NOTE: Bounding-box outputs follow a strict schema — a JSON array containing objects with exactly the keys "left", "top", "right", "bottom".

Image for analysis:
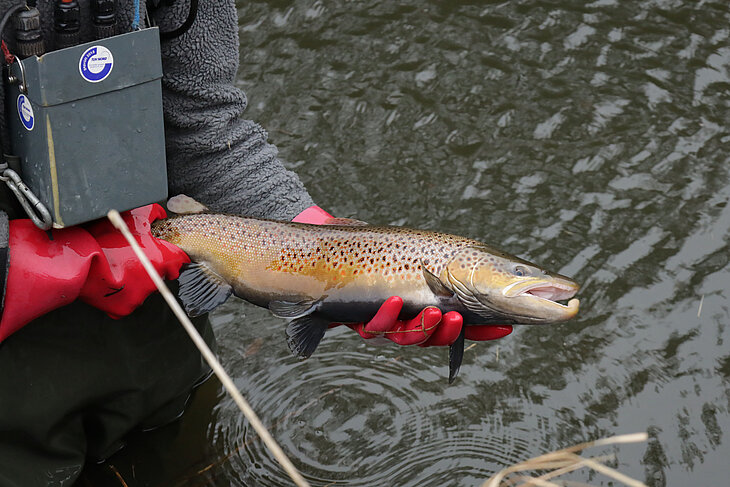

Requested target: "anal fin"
[
  {"left": 286, "top": 315, "right": 330, "bottom": 359},
  {"left": 177, "top": 262, "right": 233, "bottom": 317},
  {"left": 448, "top": 325, "right": 466, "bottom": 384}
]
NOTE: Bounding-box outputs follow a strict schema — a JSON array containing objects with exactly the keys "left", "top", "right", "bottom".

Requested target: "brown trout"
[{"left": 152, "top": 196, "right": 580, "bottom": 382}]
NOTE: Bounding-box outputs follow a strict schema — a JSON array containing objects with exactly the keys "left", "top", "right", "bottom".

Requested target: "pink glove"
[
  {"left": 292, "top": 206, "right": 514, "bottom": 346},
  {"left": 0, "top": 205, "right": 189, "bottom": 343}
]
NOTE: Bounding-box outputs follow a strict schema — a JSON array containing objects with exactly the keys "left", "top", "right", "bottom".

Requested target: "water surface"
[{"left": 86, "top": 1, "right": 730, "bottom": 485}]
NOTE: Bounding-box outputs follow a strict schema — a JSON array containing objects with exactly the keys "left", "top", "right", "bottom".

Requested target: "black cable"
[
  {"left": 159, "top": 0, "right": 197, "bottom": 40},
  {"left": 0, "top": 3, "right": 27, "bottom": 48}
]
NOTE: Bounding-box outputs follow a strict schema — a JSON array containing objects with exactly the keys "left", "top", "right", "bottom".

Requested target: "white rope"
[{"left": 107, "top": 210, "right": 310, "bottom": 487}]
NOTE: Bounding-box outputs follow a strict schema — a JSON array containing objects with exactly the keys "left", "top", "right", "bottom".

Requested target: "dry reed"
[{"left": 482, "top": 432, "right": 648, "bottom": 487}]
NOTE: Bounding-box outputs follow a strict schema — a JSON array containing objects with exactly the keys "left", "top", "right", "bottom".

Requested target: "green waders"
[{"left": 0, "top": 294, "right": 213, "bottom": 486}]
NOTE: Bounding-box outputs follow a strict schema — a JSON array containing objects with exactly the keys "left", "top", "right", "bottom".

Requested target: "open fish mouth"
[{"left": 502, "top": 279, "right": 580, "bottom": 314}]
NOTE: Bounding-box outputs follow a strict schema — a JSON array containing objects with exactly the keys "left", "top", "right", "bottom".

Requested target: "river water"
[{"left": 85, "top": 1, "right": 730, "bottom": 486}]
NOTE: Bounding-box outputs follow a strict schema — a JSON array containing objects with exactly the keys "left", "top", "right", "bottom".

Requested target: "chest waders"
[{"left": 0, "top": 2, "right": 212, "bottom": 485}]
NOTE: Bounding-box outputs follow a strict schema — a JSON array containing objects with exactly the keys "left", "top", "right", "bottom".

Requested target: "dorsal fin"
[{"left": 167, "top": 194, "right": 210, "bottom": 215}]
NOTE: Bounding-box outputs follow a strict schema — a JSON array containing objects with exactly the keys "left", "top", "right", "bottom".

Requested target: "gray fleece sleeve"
[{"left": 151, "top": 0, "right": 315, "bottom": 220}]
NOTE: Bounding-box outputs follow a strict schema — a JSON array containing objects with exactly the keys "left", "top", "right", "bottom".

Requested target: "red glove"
[
  {"left": 292, "top": 206, "right": 514, "bottom": 346},
  {"left": 291, "top": 205, "right": 335, "bottom": 225},
  {"left": 348, "top": 296, "right": 512, "bottom": 346},
  {"left": 0, "top": 204, "right": 189, "bottom": 343}
]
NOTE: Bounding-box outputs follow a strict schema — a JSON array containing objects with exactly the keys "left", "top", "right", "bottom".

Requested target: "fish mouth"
[{"left": 501, "top": 279, "right": 580, "bottom": 319}]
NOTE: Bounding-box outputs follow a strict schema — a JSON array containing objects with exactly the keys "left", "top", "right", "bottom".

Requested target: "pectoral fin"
[
  {"left": 422, "top": 262, "right": 454, "bottom": 298},
  {"left": 448, "top": 325, "right": 466, "bottom": 384},
  {"left": 286, "top": 315, "right": 330, "bottom": 359},
  {"left": 177, "top": 262, "right": 233, "bottom": 317}
]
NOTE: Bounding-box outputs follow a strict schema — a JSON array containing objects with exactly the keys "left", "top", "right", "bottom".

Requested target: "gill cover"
[{"left": 442, "top": 247, "right": 506, "bottom": 321}]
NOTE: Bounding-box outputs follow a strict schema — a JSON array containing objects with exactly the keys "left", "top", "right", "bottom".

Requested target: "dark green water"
[{"left": 86, "top": 1, "right": 730, "bottom": 485}]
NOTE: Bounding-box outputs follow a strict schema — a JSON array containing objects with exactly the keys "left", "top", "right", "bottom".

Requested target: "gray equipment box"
[{"left": 6, "top": 27, "right": 167, "bottom": 228}]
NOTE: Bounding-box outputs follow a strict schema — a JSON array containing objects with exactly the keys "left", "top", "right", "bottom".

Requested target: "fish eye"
[{"left": 513, "top": 265, "right": 529, "bottom": 277}]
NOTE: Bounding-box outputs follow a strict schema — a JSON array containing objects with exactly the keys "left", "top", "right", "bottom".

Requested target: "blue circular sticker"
[
  {"left": 79, "top": 45, "right": 114, "bottom": 83},
  {"left": 17, "top": 95, "right": 34, "bottom": 131}
]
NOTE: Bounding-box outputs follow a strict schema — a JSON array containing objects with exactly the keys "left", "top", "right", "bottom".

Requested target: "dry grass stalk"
[
  {"left": 482, "top": 432, "right": 648, "bottom": 487},
  {"left": 521, "top": 454, "right": 615, "bottom": 485},
  {"left": 108, "top": 210, "right": 311, "bottom": 487}
]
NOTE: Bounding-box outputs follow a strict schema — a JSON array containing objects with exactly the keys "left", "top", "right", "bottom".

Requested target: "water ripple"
[
  {"left": 206, "top": 339, "right": 546, "bottom": 486},
  {"left": 87, "top": 2, "right": 730, "bottom": 485}
]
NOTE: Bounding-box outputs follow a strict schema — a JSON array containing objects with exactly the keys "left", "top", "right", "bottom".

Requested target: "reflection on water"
[{"left": 87, "top": 1, "right": 730, "bottom": 486}]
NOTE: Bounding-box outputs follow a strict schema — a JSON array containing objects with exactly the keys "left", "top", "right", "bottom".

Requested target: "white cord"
[{"left": 107, "top": 210, "right": 310, "bottom": 487}]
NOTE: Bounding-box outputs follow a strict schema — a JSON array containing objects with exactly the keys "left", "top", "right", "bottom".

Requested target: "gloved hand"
[
  {"left": 0, "top": 205, "right": 189, "bottom": 342},
  {"left": 291, "top": 205, "right": 341, "bottom": 225},
  {"left": 292, "top": 206, "right": 514, "bottom": 346},
  {"left": 348, "top": 296, "right": 513, "bottom": 346}
]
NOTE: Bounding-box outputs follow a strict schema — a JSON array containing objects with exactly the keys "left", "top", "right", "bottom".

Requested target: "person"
[{"left": 0, "top": 0, "right": 513, "bottom": 485}]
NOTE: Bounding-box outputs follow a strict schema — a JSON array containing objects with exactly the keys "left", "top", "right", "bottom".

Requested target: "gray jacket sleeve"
[{"left": 151, "top": 0, "right": 315, "bottom": 220}]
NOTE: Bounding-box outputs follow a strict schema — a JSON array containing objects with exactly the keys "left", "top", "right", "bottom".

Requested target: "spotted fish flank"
[
  {"left": 153, "top": 216, "right": 481, "bottom": 311},
  {"left": 152, "top": 199, "right": 580, "bottom": 382}
]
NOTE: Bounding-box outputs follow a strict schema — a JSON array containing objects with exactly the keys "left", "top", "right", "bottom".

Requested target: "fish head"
[{"left": 443, "top": 246, "right": 580, "bottom": 324}]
